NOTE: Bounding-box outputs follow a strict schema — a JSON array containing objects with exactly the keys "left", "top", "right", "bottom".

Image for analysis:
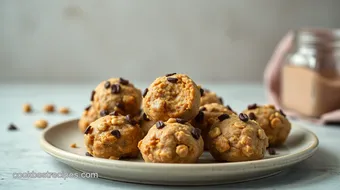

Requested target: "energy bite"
[
  {"left": 84, "top": 113, "right": 142, "bottom": 160},
  {"left": 207, "top": 113, "right": 268, "bottom": 162},
  {"left": 242, "top": 104, "right": 291, "bottom": 146},
  {"left": 191, "top": 103, "right": 236, "bottom": 150},
  {"left": 143, "top": 73, "right": 201, "bottom": 121},
  {"left": 78, "top": 105, "right": 98, "bottom": 132},
  {"left": 92, "top": 78, "right": 142, "bottom": 117},
  {"left": 138, "top": 118, "right": 204, "bottom": 163},
  {"left": 200, "top": 89, "right": 223, "bottom": 106}
]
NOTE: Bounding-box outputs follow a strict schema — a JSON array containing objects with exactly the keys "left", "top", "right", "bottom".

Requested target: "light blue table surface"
[{"left": 1, "top": 82, "right": 339, "bottom": 190}]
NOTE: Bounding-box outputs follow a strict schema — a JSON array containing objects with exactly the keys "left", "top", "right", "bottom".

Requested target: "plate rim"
[{"left": 40, "top": 119, "right": 319, "bottom": 170}]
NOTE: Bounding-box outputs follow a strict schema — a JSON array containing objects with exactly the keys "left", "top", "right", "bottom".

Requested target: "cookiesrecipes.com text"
[{"left": 12, "top": 171, "right": 98, "bottom": 180}]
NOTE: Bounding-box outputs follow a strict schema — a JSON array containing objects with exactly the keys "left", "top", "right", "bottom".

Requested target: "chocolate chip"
[
  {"left": 111, "top": 84, "right": 121, "bottom": 94},
  {"left": 249, "top": 112, "right": 256, "bottom": 120},
  {"left": 100, "top": 110, "right": 109, "bottom": 117},
  {"left": 176, "top": 118, "right": 187, "bottom": 124},
  {"left": 84, "top": 126, "right": 91, "bottom": 134},
  {"left": 167, "top": 77, "right": 178, "bottom": 83},
  {"left": 119, "top": 77, "right": 129, "bottom": 85},
  {"left": 200, "top": 88, "right": 204, "bottom": 96},
  {"left": 191, "top": 128, "right": 201, "bottom": 140},
  {"left": 8, "top": 123, "right": 18, "bottom": 131},
  {"left": 104, "top": 81, "right": 111, "bottom": 89},
  {"left": 195, "top": 111, "right": 204, "bottom": 123},
  {"left": 143, "top": 113, "right": 150, "bottom": 121},
  {"left": 239, "top": 113, "right": 249, "bottom": 122},
  {"left": 126, "top": 115, "right": 137, "bottom": 125},
  {"left": 219, "top": 97, "right": 224, "bottom": 104},
  {"left": 90, "top": 90, "right": 95, "bottom": 101},
  {"left": 218, "top": 114, "right": 229, "bottom": 121},
  {"left": 248, "top": 103, "right": 257, "bottom": 110},
  {"left": 279, "top": 109, "right": 286, "bottom": 117},
  {"left": 109, "top": 111, "right": 118, "bottom": 116},
  {"left": 111, "top": 130, "right": 121, "bottom": 138},
  {"left": 165, "top": 73, "right": 176, "bottom": 77},
  {"left": 267, "top": 148, "right": 276, "bottom": 155},
  {"left": 115, "top": 102, "right": 124, "bottom": 110},
  {"left": 143, "top": 88, "right": 148, "bottom": 98},
  {"left": 199, "top": 107, "right": 207, "bottom": 112},
  {"left": 85, "top": 105, "right": 91, "bottom": 111},
  {"left": 85, "top": 152, "right": 93, "bottom": 157},
  {"left": 226, "top": 105, "right": 233, "bottom": 111},
  {"left": 156, "top": 121, "right": 165, "bottom": 129}
]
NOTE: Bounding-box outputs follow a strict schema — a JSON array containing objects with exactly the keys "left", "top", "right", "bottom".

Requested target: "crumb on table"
[{"left": 70, "top": 143, "right": 77, "bottom": 148}]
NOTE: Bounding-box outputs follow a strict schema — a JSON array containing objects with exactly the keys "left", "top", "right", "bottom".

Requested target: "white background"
[{"left": 1, "top": 0, "right": 340, "bottom": 83}]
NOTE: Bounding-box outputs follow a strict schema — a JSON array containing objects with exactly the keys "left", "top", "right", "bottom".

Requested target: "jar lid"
[
  {"left": 296, "top": 30, "right": 318, "bottom": 45},
  {"left": 295, "top": 28, "right": 340, "bottom": 49}
]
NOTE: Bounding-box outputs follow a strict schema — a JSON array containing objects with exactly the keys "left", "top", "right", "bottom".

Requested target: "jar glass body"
[{"left": 281, "top": 29, "right": 340, "bottom": 117}]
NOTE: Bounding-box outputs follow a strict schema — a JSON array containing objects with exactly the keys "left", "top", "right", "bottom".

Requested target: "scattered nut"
[
  {"left": 35, "top": 119, "right": 48, "bottom": 129},
  {"left": 242, "top": 145, "right": 254, "bottom": 157},
  {"left": 265, "top": 104, "right": 276, "bottom": 109},
  {"left": 22, "top": 103, "right": 32, "bottom": 113},
  {"left": 209, "top": 127, "right": 221, "bottom": 138},
  {"left": 257, "top": 129, "right": 267, "bottom": 140},
  {"left": 43, "top": 104, "right": 55, "bottom": 113},
  {"left": 59, "top": 107, "right": 70, "bottom": 114},
  {"left": 176, "top": 145, "right": 189, "bottom": 157},
  {"left": 270, "top": 118, "right": 282, "bottom": 128},
  {"left": 70, "top": 143, "right": 77, "bottom": 148},
  {"left": 215, "top": 136, "right": 230, "bottom": 153}
]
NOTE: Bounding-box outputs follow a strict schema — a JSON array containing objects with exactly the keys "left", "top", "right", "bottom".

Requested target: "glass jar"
[{"left": 281, "top": 29, "right": 340, "bottom": 117}]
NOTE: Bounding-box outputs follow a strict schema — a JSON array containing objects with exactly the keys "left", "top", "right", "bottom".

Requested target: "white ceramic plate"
[{"left": 40, "top": 119, "right": 318, "bottom": 185}]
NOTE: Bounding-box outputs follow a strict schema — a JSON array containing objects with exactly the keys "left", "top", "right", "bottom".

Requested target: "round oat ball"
[
  {"left": 78, "top": 105, "right": 98, "bottom": 132},
  {"left": 91, "top": 78, "right": 142, "bottom": 118},
  {"left": 200, "top": 89, "right": 223, "bottom": 106},
  {"left": 207, "top": 113, "right": 268, "bottom": 162},
  {"left": 84, "top": 112, "right": 142, "bottom": 159},
  {"left": 190, "top": 103, "right": 236, "bottom": 150},
  {"left": 142, "top": 73, "right": 201, "bottom": 121},
  {"left": 242, "top": 104, "right": 291, "bottom": 147},
  {"left": 138, "top": 118, "right": 204, "bottom": 163}
]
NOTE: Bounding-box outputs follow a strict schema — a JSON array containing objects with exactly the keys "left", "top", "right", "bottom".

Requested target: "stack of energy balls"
[{"left": 79, "top": 74, "right": 291, "bottom": 163}]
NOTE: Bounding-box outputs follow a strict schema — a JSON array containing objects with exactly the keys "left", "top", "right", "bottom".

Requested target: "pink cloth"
[{"left": 264, "top": 31, "right": 340, "bottom": 124}]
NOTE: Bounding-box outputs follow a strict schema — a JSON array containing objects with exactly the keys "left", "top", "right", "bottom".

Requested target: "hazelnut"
[
  {"left": 176, "top": 145, "right": 189, "bottom": 157},
  {"left": 59, "top": 107, "right": 70, "bottom": 114},
  {"left": 215, "top": 136, "right": 230, "bottom": 153},
  {"left": 209, "top": 127, "right": 221, "bottom": 138},
  {"left": 43, "top": 104, "right": 55, "bottom": 113},
  {"left": 35, "top": 119, "right": 48, "bottom": 129},
  {"left": 22, "top": 103, "right": 32, "bottom": 113}
]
